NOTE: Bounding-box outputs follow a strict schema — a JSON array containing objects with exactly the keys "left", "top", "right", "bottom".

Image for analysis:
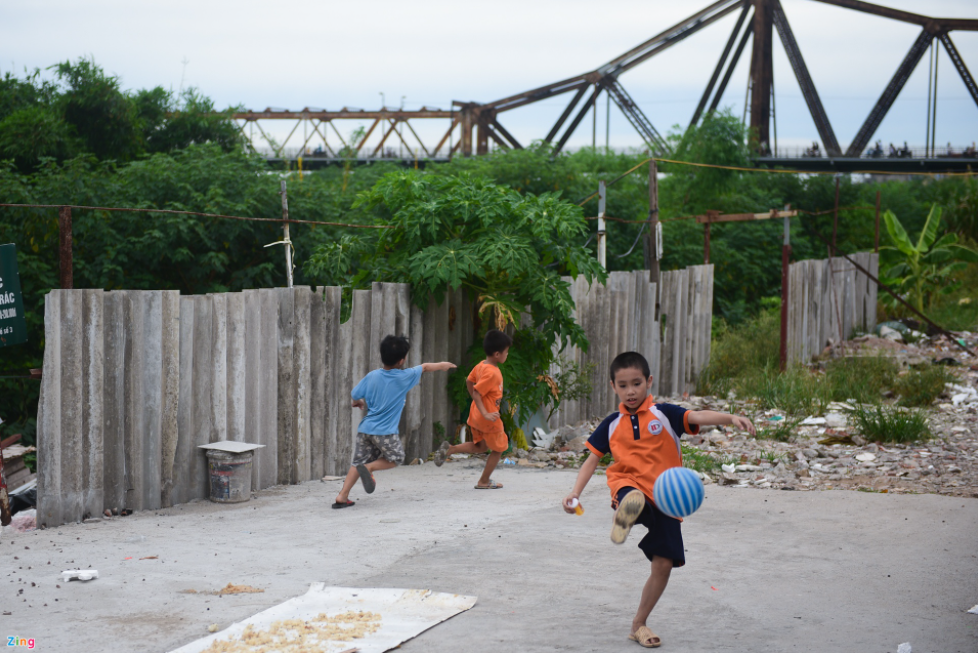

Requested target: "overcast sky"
[{"left": 3, "top": 0, "right": 977, "bottom": 154}]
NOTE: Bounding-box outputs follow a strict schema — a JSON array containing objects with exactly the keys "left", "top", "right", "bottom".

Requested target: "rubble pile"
[{"left": 448, "top": 331, "right": 978, "bottom": 498}]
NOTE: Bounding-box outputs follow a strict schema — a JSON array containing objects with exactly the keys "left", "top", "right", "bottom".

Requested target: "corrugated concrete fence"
[
  {"left": 37, "top": 284, "right": 473, "bottom": 527},
  {"left": 786, "top": 253, "right": 878, "bottom": 364},
  {"left": 550, "top": 265, "right": 714, "bottom": 428},
  {"left": 37, "top": 265, "right": 714, "bottom": 526}
]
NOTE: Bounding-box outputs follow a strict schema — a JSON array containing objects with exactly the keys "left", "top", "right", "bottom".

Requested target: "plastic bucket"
[{"left": 206, "top": 449, "right": 253, "bottom": 503}]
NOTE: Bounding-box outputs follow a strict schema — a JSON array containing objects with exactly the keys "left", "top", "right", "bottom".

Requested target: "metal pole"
[
  {"left": 597, "top": 180, "right": 607, "bottom": 268},
  {"left": 926, "top": 40, "right": 934, "bottom": 157},
  {"left": 280, "top": 180, "right": 294, "bottom": 288},
  {"left": 58, "top": 206, "right": 72, "bottom": 289},
  {"left": 780, "top": 204, "right": 791, "bottom": 371},
  {"left": 648, "top": 160, "right": 660, "bottom": 287},
  {"left": 931, "top": 44, "right": 939, "bottom": 157},
  {"left": 874, "top": 190, "right": 881, "bottom": 253},
  {"left": 592, "top": 87, "right": 598, "bottom": 149},
  {"left": 605, "top": 92, "right": 610, "bottom": 152},
  {"left": 831, "top": 175, "right": 840, "bottom": 257}
]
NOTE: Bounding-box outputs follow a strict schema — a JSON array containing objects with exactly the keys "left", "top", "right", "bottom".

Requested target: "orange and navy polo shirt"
[{"left": 586, "top": 395, "right": 699, "bottom": 505}]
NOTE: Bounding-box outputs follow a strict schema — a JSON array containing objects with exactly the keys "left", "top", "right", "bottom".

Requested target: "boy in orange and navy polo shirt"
[
  {"left": 433, "top": 329, "right": 512, "bottom": 489},
  {"left": 563, "top": 351, "right": 755, "bottom": 649}
]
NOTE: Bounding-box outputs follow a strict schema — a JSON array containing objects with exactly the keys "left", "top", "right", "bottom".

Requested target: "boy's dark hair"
[
  {"left": 380, "top": 335, "right": 411, "bottom": 366},
  {"left": 609, "top": 351, "right": 650, "bottom": 381},
  {"left": 483, "top": 329, "right": 513, "bottom": 356}
]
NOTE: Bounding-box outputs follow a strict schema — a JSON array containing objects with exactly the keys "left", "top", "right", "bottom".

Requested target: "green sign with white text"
[{"left": 0, "top": 243, "right": 28, "bottom": 347}]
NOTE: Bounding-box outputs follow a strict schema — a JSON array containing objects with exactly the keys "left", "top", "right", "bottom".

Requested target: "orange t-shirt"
[
  {"left": 585, "top": 395, "right": 699, "bottom": 505},
  {"left": 466, "top": 361, "right": 504, "bottom": 433}
]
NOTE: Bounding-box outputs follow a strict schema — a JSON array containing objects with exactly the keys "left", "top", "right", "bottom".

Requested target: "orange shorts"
[{"left": 468, "top": 425, "right": 508, "bottom": 453}]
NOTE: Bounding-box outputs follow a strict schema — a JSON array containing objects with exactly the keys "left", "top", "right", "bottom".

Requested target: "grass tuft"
[
  {"left": 847, "top": 404, "right": 931, "bottom": 444},
  {"left": 894, "top": 365, "right": 957, "bottom": 407},
  {"left": 681, "top": 442, "right": 735, "bottom": 473},
  {"left": 756, "top": 417, "right": 799, "bottom": 442}
]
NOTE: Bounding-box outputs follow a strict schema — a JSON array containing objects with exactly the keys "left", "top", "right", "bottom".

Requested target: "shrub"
[
  {"left": 847, "top": 404, "right": 930, "bottom": 444},
  {"left": 894, "top": 365, "right": 957, "bottom": 407}
]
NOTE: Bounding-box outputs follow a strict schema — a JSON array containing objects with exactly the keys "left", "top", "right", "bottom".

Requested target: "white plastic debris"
[
  {"left": 61, "top": 569, "right": 99, "bottom": 582},
  {"left": 896, "top": 643, "right": 911, "bottom": 653},
  {"left": 801, "top": 417, "right": 826, "bottom": 426},
  {"left": 721, "top": 464, "right": 736, "bottom": 474},
  {"left": 855, "top": 453, "right": 877, "bottom": 462},
  {"left": 968, "top": 605, "right": 978, "bottom": 615}
]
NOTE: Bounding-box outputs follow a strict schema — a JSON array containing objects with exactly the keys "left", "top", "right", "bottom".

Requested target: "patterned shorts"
[{"left": 352, "top": 432, "right": 406, "bottom": 466}]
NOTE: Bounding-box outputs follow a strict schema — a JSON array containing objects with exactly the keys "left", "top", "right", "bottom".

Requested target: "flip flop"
[
  {"left": 474, "top": 480, "right": 503, "bottom": 489},
  {"left": 356, "top": 464, "right": 376, "bottom": 494},
  {"left": 434, "top": 441, "right": 450, "bottom": 467},
  {"left": 331, "top": 500, "right": 355, "bottom": 509},
  {"left": 628, "top": 626, "right": 661, "bottom": 648},
  {"left": 611, "top": 489, "right": 646, "bottom": 544}
]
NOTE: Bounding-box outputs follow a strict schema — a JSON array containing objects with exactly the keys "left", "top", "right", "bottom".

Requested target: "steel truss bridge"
[{"left": 232, "top": 0, "right": 978, "bottom": 173}]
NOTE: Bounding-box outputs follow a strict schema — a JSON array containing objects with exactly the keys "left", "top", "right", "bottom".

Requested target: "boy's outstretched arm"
[
  {"left": 421, "top": 361, "right": 457, "bottom": 373},
  {"left": 688, "top": 410, "right": 756, "bottom": 436},
  {"left": 562, "top": 452, "right": 601, "bottom": 513},
  {"left": 467, "top": 379, "right": 499, "bottom": 421}
]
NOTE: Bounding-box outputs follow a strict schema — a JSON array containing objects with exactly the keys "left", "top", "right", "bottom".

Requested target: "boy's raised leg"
[{"left": 629, "top": 556, "right": 671, "bottom": 648}]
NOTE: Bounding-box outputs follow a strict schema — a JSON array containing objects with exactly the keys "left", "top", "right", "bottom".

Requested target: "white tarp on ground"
[{"left": 169, "top": 585, "right": 477, "bottom": 653}]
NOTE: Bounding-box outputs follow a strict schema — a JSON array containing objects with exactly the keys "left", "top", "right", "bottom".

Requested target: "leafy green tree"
[
  {"left": 305, "top": 170, "right": 607, "bottom": 424},
  {"left": 880, "top": 204, "right": 978, "bottom": 313},
  {"left": 0, "top": 106, "right": 77, "bottom": 171},
  {"left": 54, "top": 58, "right": 142, "bottom": 161}
]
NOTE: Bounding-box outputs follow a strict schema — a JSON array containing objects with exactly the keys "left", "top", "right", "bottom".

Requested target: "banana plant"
[{"left": 879, "top": 204, "right": 978, "bottom": 313}]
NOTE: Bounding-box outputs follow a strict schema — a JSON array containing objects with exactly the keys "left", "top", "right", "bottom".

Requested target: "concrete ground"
[{"left": 3, "top": 462, "right": 977, "bottom": 653}]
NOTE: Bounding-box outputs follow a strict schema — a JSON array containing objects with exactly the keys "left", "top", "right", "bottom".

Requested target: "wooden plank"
[
  {"left": 293, "top": 287, "right": 312, "bottom": 482},
  {"left": 102, "top": 292, "right": 128, "bottom": 513},
  {"left": 173, "top": 295, "right": 196, "bottom": 507},
  {"left": 696, "top": 209, "right": 798, "bottom": 224},
  {"left": 243, "top": 289, "right": 264, "bottom": 489},
  {"left": 159, "top": 290, "right": 180, "bottom": 509},
  {"left": 191, "top": 295, "right": 215, "bottom": 499},
  {"left": 322, "top": 286, "right": 343, "bottom": 475},
  {"left": 406, "top": 289, "right": 425, "bottom": 459},
  {"left": 420, "top": 294, "right": 437, "bottom": 451},
  {"left": 348, "top": 290, "right": 372, "bottom": 461},
  {"left": 225, "top": 292, "right": 247, "bottom": 443},
  {"left": 309, "top": 288, "right": 326, "bottom": 480},
  {"left": 37, "top": 291, "right": 63, "bottom": 527},
  {"left": 276, "top": 288, "right": 297, "bottom": 485},
  {"left": 258, "top": 289, "right": 279, "bottom": 490},
  {"left": 210, "top": 293, "right": 228, "bottom": 443}
]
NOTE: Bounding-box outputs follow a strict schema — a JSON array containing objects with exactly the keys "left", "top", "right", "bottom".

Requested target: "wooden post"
[
  {"left": 831, "top": 176, "right": 840, "bottom": 257},
  {"left": 874, "top": 190, "right": 881, "bottom": 253},
  {"left": 704, "top": 222, "right": 711, "bottom": 264},
  {"left": 596, "top": 180, "right": 607, "bottom": 268},
  {"left": 779, "top": 204, "right": 791, "bottom": 371},
  {"left": 280, "top": 181, "right": 294, "bottom": 288},
  {"left": 58, "top": 206, "right": 73, "bottom": 289}
]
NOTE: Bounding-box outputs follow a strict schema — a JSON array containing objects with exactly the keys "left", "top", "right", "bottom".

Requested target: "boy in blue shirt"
[{"left": 332, "top": 335, "right": 455, "bottom": 508}]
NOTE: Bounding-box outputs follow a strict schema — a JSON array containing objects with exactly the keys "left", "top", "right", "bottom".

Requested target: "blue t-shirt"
[{"left": 351, "top": 366, "right": 423, "bottom": 435}]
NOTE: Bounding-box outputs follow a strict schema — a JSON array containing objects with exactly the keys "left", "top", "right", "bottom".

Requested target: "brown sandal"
[{"left": 628, "top": 626, "right": 661, "bottom": 648}]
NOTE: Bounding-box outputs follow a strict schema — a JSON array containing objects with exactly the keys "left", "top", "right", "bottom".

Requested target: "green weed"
[
  {"left": 756, "top": 417, "right": 799, "bottom": 442},
  {"left": 823, "top": 356, "right": 898, "bottom": 404},
  {"left": 681, "top": 442, "right": 735, "bottom": 473},
  {"left": 894, "top": 365, "right": 957, "bottom": 407},
  {"left": 847, "top": 404, "right": 931, "bottom": 444}
]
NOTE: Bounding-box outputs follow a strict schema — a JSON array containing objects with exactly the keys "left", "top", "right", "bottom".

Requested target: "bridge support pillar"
[{"left": 749, "top": 0, "right": 774, "bottom": 153}]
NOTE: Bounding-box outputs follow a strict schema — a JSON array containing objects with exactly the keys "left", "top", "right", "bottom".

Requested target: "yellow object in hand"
[{"left": 569, "top": 498, "right": 584, "bottom": 516}]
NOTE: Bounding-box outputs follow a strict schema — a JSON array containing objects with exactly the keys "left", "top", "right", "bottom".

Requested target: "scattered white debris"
[
  {"left": 61, "top": 569, "right": 99, "bottom": 582},
  {"left": 968, "top": 605, "right": 978, "bottom": 615},
  {"left": 855, "top": 453, "right": 877, "bottom": 462},
  {"left": 801, "top": 417, "right": 826, "bottom": 425},
  {"left": 896, "top": 643, "right": 911, "bottom": 653}
]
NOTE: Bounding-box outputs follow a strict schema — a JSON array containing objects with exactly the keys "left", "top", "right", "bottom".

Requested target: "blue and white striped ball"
[{"left": 653, "top": 466, "right": 705, "bottom": 519}]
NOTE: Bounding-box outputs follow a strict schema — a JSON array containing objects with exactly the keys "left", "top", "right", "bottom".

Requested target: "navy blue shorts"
[{"left": 614, "top": 486, "right": 685, "bottom": 567}]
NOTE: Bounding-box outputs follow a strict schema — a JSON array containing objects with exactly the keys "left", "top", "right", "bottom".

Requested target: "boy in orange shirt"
[
  {"left": 433, "top": 329, "right": 512, "bottom": 489},
  {"left": 562, "top": 351, "right": 755, "bottom": 648}
]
